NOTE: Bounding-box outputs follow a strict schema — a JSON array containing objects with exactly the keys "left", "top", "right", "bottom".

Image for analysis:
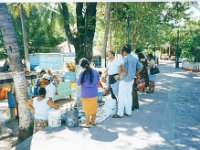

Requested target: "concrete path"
[{"left": 11, "top": 61, "right": 200, "bottom": 150}]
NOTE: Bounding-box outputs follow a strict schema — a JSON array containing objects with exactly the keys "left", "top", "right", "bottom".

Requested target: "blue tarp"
[{"left": 29, "top": 53, "right": 64, "bottom": 70}]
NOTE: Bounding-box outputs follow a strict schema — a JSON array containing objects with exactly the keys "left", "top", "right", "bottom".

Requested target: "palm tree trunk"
[
  {"left": 0, "top": 3, "right": 33, "bottom": 142},
  {"left": 102, "top": 3, "right": 111, "bottom": 68},
  {"left": 19, "top": 4, "right": 30, "bottom": 71}
]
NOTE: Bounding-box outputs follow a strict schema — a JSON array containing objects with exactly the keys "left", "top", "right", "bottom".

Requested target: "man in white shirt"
[{"left": 103, "top": 51, "right": 121, "bottom": 116}]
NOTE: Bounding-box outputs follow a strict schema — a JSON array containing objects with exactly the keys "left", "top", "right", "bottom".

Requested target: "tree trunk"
[
  {"left": 19, "top": 4, "right": 30, "bottom": 71},
  {"left": 74, "top": 41, "right": 85, "bottom": 64},
  {"left": 102, "top": 3, "right": 111, "bottom": 68},
  {"left": 67, "top": 40, "right": 71, "bottom": 52},
  {"left": 0, "top": 3, "right": 33, "bottom": 142},
  {"left": 109, "top": 23, "right": 112, "bottom": 51},
  {"left": 61, "top": 3, "right": 97, "bottom": 64}
]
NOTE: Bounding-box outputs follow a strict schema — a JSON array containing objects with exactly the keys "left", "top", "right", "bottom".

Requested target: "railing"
[{"left": 182, "top": 61, "right": 200, "bottom": 72}]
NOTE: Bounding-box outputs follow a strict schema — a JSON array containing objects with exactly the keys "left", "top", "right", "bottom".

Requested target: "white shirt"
[
  {"left": 33, "top": 97, "right": 51, "bottom": 120},
  {"left": 150, "top": 59, "right": 155, "bottom": 67},
  {"left": 107, "top": 59, "right": 121, "bottom": 75},
  {"left": 148, "top": 59, "right": 156, "bottom": 75},
  {"left": 45, "top": 83, "right": 56, "bottom": 100}
]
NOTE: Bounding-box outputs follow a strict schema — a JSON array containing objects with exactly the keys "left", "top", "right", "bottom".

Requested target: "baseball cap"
[{"left": 42, "top": 74, "right": 51, "bottom": 80}]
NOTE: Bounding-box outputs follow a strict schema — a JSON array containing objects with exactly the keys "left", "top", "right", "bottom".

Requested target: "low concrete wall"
[{"left": 182, "top": 61, "right": 200, "bottom": 72}]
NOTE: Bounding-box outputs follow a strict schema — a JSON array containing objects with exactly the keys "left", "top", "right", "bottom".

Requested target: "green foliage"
[
  {"left": 94, "top": 2, "right": 200, "bottom": 62},
  {"left": 6, "top": 4, "right": 66, "bottom": 58},
  {"left": 0, "top": 2, "right": 199, "bottom": 62},
  {"left": 179, "top": 21, "right": 200, "bottom": 61},
  {"left": 26, "top": 6, "right": 65, "bottom": 53},
  {"left": 0, "top": 21, "right": 7, "bottom": 59},
  {"left": 94, "top": 3, "right": 172, "bottom": 51}
]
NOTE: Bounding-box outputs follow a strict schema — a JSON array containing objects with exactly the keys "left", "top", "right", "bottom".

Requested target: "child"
[{"left": 25, "top": 88, "right": 59, "bottom": 133}]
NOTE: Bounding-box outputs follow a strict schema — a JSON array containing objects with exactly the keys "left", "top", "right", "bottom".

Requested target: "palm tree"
[
  {"left": 40, "top": 3, "right": 73, "bottom": 52},
  {"left": 9, "top": 3, "right": 30, "bottom": 71},
  {"left": 0, "top": 3, "right": 33, "bottom": 142}
]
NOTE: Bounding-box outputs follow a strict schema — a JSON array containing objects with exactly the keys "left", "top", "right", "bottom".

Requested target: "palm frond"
[{"left": 23, "top": 3, "right": 31, "bottom": 17}]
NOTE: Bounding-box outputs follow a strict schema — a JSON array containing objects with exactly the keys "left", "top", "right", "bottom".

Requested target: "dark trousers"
[
  {"left": 132, "top": 82, "right": 139, "bottom": 110},
  {"left": 110, "top": 87, "right": 117, "bottom": 100},
  {"left": 108, "top": 74, "right": 118, "bottom": 100}
]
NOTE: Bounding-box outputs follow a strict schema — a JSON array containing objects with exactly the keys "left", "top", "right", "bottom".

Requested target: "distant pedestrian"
[
  {"left": 137, "top": 52, "right": 149, "bottom": 94},
  {"left": 147, "top": 54, "right": 156, "bottom": 93},
  {"left": 77, "top": 58, "right": 100, "bottom": 128},
  {"left": 25, "top": 88, "right": 59, "bottom": 133}
]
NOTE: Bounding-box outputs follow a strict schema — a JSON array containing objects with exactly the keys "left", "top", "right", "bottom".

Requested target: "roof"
[{"left": 56, "top": 41, "right": 75, "bottom": 53}]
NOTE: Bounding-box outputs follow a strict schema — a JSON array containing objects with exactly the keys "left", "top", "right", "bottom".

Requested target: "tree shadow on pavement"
[
  {"left": 13, "top": 136, "right": 33, "bottom": 150},
  {"left": 97, "top": 61, "right": 200, "bottom": 149},
  {"left": 89, "top": 125, "right": 118, "bottom": 142},
  {"left": 44, "top": 126, "right": 67, "bottom": 134}
]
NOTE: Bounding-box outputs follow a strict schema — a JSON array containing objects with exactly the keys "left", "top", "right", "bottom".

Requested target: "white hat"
[{"left": 42, "top": 74, "right": 51, "bottom": 80}]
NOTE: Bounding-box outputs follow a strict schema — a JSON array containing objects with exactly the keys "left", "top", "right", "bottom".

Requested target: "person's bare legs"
[
  {"left": 148, "top": 81, "right": 153, "bottom": 93},
  {"left": 144, "top": 87, "right": 147, "bottom": 93},
  {"left": 85, "top": 114, "right": 90, "bottom": 127},
  {"left": 91, "top": 114, "right": 96, "bottom": 125},
  {"left": 152, "top": 81, "right": 155, "bottom": 93}
]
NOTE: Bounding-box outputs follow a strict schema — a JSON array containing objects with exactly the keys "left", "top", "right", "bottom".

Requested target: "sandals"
[
  {"left": 124, "top": 113, "right": 131, "bottom": 117},
  {"left": 79, "top": 124, "right": 91, "bottom": 128},
  {"left": 80, "top": 123, "right": 96, "bottom": 128},
  {"left": 112, "top": 114, "right": 123, "bottom": 118}
]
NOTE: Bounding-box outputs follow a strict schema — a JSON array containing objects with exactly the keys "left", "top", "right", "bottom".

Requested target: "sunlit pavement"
[{"left": 12, "top": 61, "right": 200, "bottom": 150}]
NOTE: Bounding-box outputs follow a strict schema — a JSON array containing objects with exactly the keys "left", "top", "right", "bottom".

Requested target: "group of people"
[
  {"left": 25, "top": 44, "right": 158, "bottom": 131},
  {"left": 102, "top": 45, "right": 143, "bottom": 118},
  {"left": 77, "top": 44, "right": 158, "bottom": 128},
  {"left": 135, "top": 51, "right": 157, "bottom": 94},
  {"left": 25, "top": 69, "right": 61, "bottom": 132}
]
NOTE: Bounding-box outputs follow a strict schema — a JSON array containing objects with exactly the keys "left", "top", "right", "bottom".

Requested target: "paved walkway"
[{"left": 11, "top": 61, "right": 200, "bottom": 150}]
